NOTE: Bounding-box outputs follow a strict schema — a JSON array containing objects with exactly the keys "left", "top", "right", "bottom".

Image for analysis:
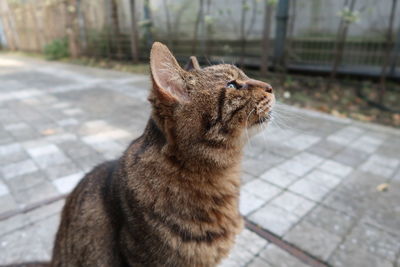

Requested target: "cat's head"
[{"left": 148, "top": 42, "right": 274, "bottom": 154}]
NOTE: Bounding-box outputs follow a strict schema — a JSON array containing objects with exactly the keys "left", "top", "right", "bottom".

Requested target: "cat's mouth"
[{"left": 256, "top": 111, "right": 272, "bottom": 124}]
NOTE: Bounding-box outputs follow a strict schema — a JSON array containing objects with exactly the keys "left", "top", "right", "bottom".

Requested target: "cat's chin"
[{"left": 242, "top": 121, "right": 270, "bottom": 142}]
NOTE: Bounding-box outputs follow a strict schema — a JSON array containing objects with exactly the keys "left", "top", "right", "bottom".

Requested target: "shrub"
[{"left": 44, "top": 38, "right": 69, "bottom": 60}]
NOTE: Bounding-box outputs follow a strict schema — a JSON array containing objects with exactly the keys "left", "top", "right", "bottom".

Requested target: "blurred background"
[
  {"left": 0, "top": 1, "right": 400, "bottom": 267},
  {"left": 0, "top": 0, "right": 399, "bottom": 126}
]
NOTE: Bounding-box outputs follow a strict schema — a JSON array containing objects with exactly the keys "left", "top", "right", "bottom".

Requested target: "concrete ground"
[{"left": 0, "top": 54, "right": 399, "bottom": 267}]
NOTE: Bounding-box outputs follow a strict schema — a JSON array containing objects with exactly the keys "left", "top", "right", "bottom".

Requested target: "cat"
[{"left": 50, "top": 42, "right": 274, "bottom": 267}]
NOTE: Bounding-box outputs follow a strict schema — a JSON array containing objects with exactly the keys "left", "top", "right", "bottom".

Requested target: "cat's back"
[{"left": 51, "top": 160, "right": 123, "bottom": 267}]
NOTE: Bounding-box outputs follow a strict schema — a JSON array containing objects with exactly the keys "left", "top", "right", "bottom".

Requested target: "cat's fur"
[{"left": 51, "top": 42, "right": 274, "bottom": 267}]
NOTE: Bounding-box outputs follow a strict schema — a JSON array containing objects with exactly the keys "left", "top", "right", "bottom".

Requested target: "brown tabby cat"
[{"left": 51, "top": 42, "right": 274, "bottom": 267}]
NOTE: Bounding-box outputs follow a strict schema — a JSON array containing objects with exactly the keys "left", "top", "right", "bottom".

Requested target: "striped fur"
[{"left": 51, "top": 42, "right": 274, "bottom": 267}]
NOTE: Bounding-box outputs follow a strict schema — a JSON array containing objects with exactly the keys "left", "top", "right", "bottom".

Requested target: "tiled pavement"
[{"left": 0, "top": 55, "right": 400, "bottom": 266}]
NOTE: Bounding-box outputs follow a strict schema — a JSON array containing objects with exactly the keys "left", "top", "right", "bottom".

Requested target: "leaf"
[{"left": 376, "top": 183, "right": 389, "bottom": 192}]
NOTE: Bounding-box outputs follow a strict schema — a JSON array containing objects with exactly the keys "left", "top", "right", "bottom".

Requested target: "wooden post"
[
  {"left": 260, "top": 0, "right": 275, "bottom": 76},
  {"left": 273, "top": 0, "right": 290, "bottom": 71},
  {"left": 66, "top": 0, "right": 80, "bottom": 58},
  {"left": 129, "top": 0, "right": 139, "bottom": 63}
]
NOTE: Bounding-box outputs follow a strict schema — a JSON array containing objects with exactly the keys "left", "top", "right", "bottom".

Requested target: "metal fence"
[{"left": 0, "top": 0, "right": 399, "bottom": 79}]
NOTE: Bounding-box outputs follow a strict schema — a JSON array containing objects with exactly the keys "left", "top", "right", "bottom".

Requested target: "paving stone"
[
  {"left": 284, "top": 220, "right": 342, "bottom": 261},
  {"left": 239, "top": 190, "right": 266, "bottom": 216},
  {"left": 304, "top": 205, "right": 355, "bottom": 236},
  {"left": 332, "top": 147, "right": 369, "bottom": 167},
  {"left": 289, "top": 177, "right": 331, "bottom": 202},
  {"left": 249, "top": 204, "right": 298, "bottom": 236},
  {"left": 339, "top": 222, "right": 400, "bottom": 262},
  {"left": 242, "top": 179, "right": 281, "bottom": 201},
  {"left": 269, "top": 191, "right": 316, "bottom": 218},
  {"left": 0, "top": 214, "right": 59, "bottom": 264},
  {"left": 258, "top": 244, "right": 309, "bottom": 267},
  {"left": 235, "top": 228, "right": 268, "bottom": 255},
  {"left": 0, "top": 195, "right": 17, "bottom": 214},
  {"left": 327, "top": 126, "right": 364, "bottom": 145},
  {"left": 260, "top": 167, "right": 299, "bottom": 188},
  {"left": 307, "top": 139, "right": 345, "bottom": 158},
  {"left": 329, "top": 244, "right": 393, "bottom": 267},
  {"left": 26, "top": 144, "right": 61, "bottom": 158},
  {"left": 44, "top": 161, "right": 83, "bottom": 180},
  {"left": 53, "top": 172, "right": 84, "bottom": 194},
  {"left": 241, "top": 171, "right": 257, "bottom": 184},
  {"left": 0, "top": 181, "right": 9, "bottom": 197},
  {"left": 0, "top": 214, "right": 26, "bottom": 237},
  {"left": 305, "top": 169, "right": 342, "bottom": 189},
  {"left": 1, "top": 159, "right": 38, "bottom": 180},
  {"left": 0, "top": 143, "right": 22, "bottom": 156},
  {"left": 277, "top": 159, "right": 315, "bottom": 177},
  {"left": 360, "top": 154, "right": 400, "bottom": 178},
  {"left": 246, "top": 257, "right": 273, "bottom": 267},
  {"left": 219, "top": 241, "right": 255, "bottom": 267},
  {"left": 283, "top": 134, "right": 321, "bottom": 150},
  {"left": 73, "top": 153, "right": 106, "bottom": 172},
  {"left": 5, "top": 171, "right": 47, "bottom": 193},
  {"left": 242, "top": 153, "right": 285, "bottom": 177},
  {"left": 13, "top": 182, "right": 60, "bottom": 207},
  {"left": 25, "top": 199, "right": 65, "bottom": 224},
  {"left": 349, "top": 134, "right": 385, "bottom": 154},
  {"left": 4, "top": 122, "right": 29, "bottom": 132},
  {"left": 58, "top": 140, "right": 98, "bottom": 158},
  {"left": 317, "top": 160, "right": 353, "bottom": 178}
]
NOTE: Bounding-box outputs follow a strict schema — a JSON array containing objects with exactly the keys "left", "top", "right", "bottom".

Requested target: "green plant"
[{"left": 44, "top": 38, "right": 69, "bottom": 60}]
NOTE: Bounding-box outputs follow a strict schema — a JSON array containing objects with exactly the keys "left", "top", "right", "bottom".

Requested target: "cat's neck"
[{"left": 138, "top": 118, "right": 243, "bottom": 175}]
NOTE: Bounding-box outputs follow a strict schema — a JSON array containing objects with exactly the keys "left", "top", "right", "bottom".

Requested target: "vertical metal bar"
[{"left": 273, "top": 0, "right": 290, "bottom": 70}]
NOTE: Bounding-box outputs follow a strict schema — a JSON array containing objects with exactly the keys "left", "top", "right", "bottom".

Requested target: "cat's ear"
[
  {"left": 150, "top": 42, "right": 188, "bottom": 103},
  {"left": 185, "top": 56, "right": 201, "bottom": 71}
]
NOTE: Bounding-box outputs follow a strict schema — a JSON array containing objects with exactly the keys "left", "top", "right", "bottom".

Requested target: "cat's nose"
[{"left": 246, "top": 79, "right": 273, "bottom": 93}]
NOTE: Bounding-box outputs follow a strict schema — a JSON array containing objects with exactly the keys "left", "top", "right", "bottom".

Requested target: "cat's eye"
[{"left": 227, "top": 81, "right": 241, "bottom": 90}]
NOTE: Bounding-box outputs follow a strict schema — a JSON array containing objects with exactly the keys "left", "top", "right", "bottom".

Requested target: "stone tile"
[
  {"left": 1, "top": 159, "right": 38, "bottom": 180},
  {"left": 242, "top": 153, "right": 285, "bottom": 177},
  {"left": 292, "top": 152, "right": 325, "bottom": 168},
  {"left": 269, "top": 191, "right": 316, "bottom": 218},
  {"left": 235, "top": 229, "right": 268, "bottom": 255},
  {"left": 260, "top": 167, "right": 299, "bottom": 188},
  {"left": 0, "top": 181, "right": 9, "bottom": 197},
  {"left": 305, "top": 169, "right": 342, "bottom": 189},
  {"left": 0, "top": 194, "right": 18, "bottom": 214},
  {"left": 0, "top": 143, "right": 23, "bottom": 156},
  {"left": 341, "top": 222, "right": 400, "bottom": 262},
  {"left": 307, "top": 139, "right": 345, "bottom": 158},
  {"left": 239, "top": 190, "right": 266, "bottom": 216},
  {"left": 349, "top": 134, "right": 384, "bottom": 154},
  {"left": 44, "top": 161, "right": 83, "bottom": 180},
  {"left": 0, "top": 214, "right": 59, "bottom": 264},
  {"left": 25, "top": 199, "right": 65, "bottom": 224},
  {"left": 247, "top": 257, "right": 273, "bottom": 267},
  {"left": 318, "top": 160, "right": 353, "bottom": 178},
  {"left": 329, "top": 245, "right": 393, "bottom": 267},
  {"left": 360, "top": 156, "right": 398, "bottom": 178},
  {"left": 62, "top": 108, "right": 83, "bottom": 116},
  {"left": 57, "top": 118, "right": 79, "bottom": 127},
  {"left": 327, "top": 126, "right": 364, "bottom": 145},
  {"left": 283, "top": 134, "right": 321, "bottom": 150},
  {"left": 26, "top": 144, "right": 61, "bottom": 158},
  {"left": 249, "top": 204, "right": 298, "bottom": 236},
  {"left": 277, "top": 159, "right": 314, "bottom": 177},
  {"left": 242, "top": 179, "right": 281, "bottom": 202},
  {"left": 284, "top": 220, "right": 342, "bottom": 261},
  {"left": 13, "top": 182, "right": 60, "bottom": 207},
  {"left": 289, "top": 177, "right": 331, "bottom": 202},
  {"left": 304, "top": 205, "right": 355, "bottom": 236},
  {"left": 58, "top": 140, "right": 97, "bottom": 158},
  {"left": 73, "top": 153, "right": 105, "bottom": 172},
  {"left": 258, "top": 244, "right": 309, "bottom": 267},
  {"left": 33, "top": 152, "right": 71, "bottom": 169},
  {"left": 4, "top": 122, "right": 29, "bottom": 132},
  {"left": 219, "top": 241, "right": 255, "bottom": 267},
  {"left": 53, "top": 172, "right": 84, "bottom": 194},
  {"left": 5, "top": 171, "right": 47, "bottom": 193},
  {"left": 332, "top": 147, "right": 369, "bottom": 167},
  {"left": 0, "top": 214, "right": 26, "bottom": 237},
  {"left": 241, "top": 171, "right": 257, "bottom": 184}
]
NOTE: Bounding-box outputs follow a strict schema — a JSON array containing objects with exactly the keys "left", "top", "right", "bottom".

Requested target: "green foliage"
[{"left": 44, "top": 38, "right": 69, "bottom": 60}]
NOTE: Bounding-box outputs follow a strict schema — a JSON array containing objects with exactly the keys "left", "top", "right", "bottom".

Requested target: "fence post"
[
  {"left": 389, "top": 26, "right": 400, "bottom": 78},
  {"left": 143, "top": 0, "right": 153, "bottom": 50},
  {"left": 273, "top": 0, "right": 290, "bottom": 70}
]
